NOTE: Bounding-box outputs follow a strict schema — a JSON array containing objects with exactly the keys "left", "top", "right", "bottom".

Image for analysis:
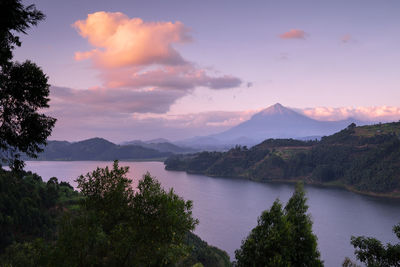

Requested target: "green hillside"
[{"left": 165, "top": 122, "right": 400, "bottom": 197}]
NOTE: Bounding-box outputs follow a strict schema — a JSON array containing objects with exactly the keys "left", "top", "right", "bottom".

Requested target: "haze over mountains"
[
  {"left": 177, "top": 103, "right": 363, "bottom": 148},
  {"left": 36, "top": 103, "right": 367, "bottom": 159}
]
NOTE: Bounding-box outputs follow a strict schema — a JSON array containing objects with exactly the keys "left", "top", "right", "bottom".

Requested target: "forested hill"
[
  {"left": 33, "top": 138, "right": 172, "bottom": 160},
  {"left": 165, "top": 122, "right": 400, "bottom": 197}
]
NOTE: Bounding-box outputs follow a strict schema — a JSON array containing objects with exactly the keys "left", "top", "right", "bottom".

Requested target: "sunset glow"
[{"left": 13, "top": 0, "right": 400, "bottom": 142}]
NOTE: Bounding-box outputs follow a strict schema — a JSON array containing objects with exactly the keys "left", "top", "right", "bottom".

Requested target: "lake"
[{"left": 25, "top": 161, "right": 400, "bottom": 266}]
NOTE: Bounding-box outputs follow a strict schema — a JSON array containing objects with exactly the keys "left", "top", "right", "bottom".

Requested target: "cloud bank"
[
  {"left": 300, "top": 106, "right": 400, "bottom": 122},
  {"left": 47, "top": 86, "right": 257, "bottom": 142},
  {"left": 47, "top": 86, "right": 400, "bottom": 143}
]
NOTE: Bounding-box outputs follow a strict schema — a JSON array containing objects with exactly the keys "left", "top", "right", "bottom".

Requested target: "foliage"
[
  {"left": 0, "top": 161, "right": 229, "bottom": 267},
  {"left": 0, "top": 0, "right": 44, "bottom": 66},
  {"left": 342, "top": 257, "right": 361, "bottom": 267},
  {"left": 52, "top": 161, "right": 199, "bottom": 267},
  {"left": 0, "top": 168, "right": 78, "bottom": 253},
  {"left": 0, "top": 0, "right": 56, "bottom": 170},
  {"left": 0, "top": 238, "right": 51, "bottom": 266},
  {"left": 350, "top": 223, "right": 400, "bottom": 267},
  {"left": 177, "top": 232, "right": 232, "bottom": 267},
  {"left": 165, "top": 122, "right": 400, "bottom": 194},
  {"left": 234, "top": 183, "right": 323, "bottom": 267}
]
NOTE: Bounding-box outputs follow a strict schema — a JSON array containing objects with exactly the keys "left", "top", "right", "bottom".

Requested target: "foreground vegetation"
[
  {"left": 0, "top": 162, "right": 230, "bottom": 266},
  {"left": 165, "top": 122, "right": 400, "bottom": 197},
  {"left": 235, "top": 183, "right": 323, "bottom": 266}
]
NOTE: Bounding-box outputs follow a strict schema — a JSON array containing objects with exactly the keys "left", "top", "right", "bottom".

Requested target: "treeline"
[
  {"left": 165, "top": 122, "right": 400, "bottom": 195},
  {"left": 0, "top": 163, "right": 230, "bottom": 267},
  {"left": 0, "top": 169, "right": 80, "bottom": 252}
]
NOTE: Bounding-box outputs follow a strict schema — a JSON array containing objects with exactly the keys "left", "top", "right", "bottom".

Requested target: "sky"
[{"left": 14, "top": 0, "right": 400, "bottom": 142}]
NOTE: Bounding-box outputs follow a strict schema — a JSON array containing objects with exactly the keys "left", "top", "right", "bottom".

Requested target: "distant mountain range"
[
  {"left": 177, "top": 103, "right": 365, "bottom": 148},
  {"left": 35, "top": 103, "right": 372, "bottom": 159},
  {"left": 33, "top": 138, "right": 174, "bottom": 161}
]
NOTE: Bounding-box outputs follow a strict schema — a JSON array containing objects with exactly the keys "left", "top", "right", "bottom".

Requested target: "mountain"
[
  {"left": 145, "top": 138, "right": 170, "bottom": 144},
  {"left": 122, "top": 139, "right": 196, "bottom": 154},
  {"left": 179, "top": 103, "right": 364, "bottom": 147},
  {"left": 34, "top": 138, "right": 172, "bottom": 160},
  {"left": 165, "top": 121, "right": 400, "bottom": 197}
]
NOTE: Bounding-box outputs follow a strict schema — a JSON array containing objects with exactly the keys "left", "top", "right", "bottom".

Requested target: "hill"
[
  {"left": 178, "top": 103, "right": 363, "bottom": 148},
  {"left": 123, "top": 139, "right": 197, "bottom": 154},
  {"left": 165, "top": 122, "right": 400, "bottom": 197},
  {"left": 34, "top": 138, "right": 172, "bottom": 160}
]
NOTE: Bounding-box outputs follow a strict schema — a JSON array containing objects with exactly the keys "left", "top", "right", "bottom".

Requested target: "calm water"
[{"left": 25, "top": 161, "right": 400, "bottom": 267}]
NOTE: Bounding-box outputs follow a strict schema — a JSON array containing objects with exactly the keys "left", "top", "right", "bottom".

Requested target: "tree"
[
  {"left": 53, "top": 161, "right": 198, "bottom": 266},
  {"left": 284, "top": 182, "right": 322, "bottom": 266},
  {"left": 350, "top": 223, "right": 400, "bottom": 267},
  {"left": 0, "top": 0, "right": 44, "bottom": 66},
  {"left": 235, "top": 182, "right": 323, "bottom": 267},
  {"left": 0, "top": 0, "right": 56, "bottom": 170}
]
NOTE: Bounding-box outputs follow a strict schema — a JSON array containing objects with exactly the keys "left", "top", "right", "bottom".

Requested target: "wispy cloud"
[
  {"left": 299, "top": 106, "right": 400, "bottom": 122},
  {"left": 340, "top": 34, "right": 355, "bottom": 44},
  {"left": 47, "top": 86, "right": 258, "bottom": 142},
  {"left": 279, "top": 29, "right": 307, "bottom": 39}
]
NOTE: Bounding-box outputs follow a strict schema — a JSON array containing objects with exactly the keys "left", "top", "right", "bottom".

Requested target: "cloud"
[
  {"left": 340, "top": 34, "right": 356, "bottom": 44},
  {"left": 299, "top": 106, "right": 400, "bottom": 122},
  {"left": 50, "top": 86, "right": 185, "bottom": 114},
  {"left": 73, "top": 11, "right": 191, "bottom": 68},
  {"left": 68, "top": 11, "right": 242, "bottom": 114},
  {"left": 46, "top": 87, "right": 258, "bottom": 142},
  {"left": 279, "top": 29, "right": 307, "bottom": 39},
  {"left": 46, "top": 92, "right": 400, "bottom": 143},
  {"left": 101, "top": 65, "right": 241, "bottom": 91}
]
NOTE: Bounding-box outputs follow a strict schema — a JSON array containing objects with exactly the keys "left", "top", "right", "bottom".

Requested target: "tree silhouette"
[{"left": 0, "top": 0, "right": 55, "bottom": 170}]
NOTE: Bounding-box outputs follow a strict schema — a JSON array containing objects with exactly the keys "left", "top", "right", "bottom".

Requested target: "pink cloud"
[
  {"left": 341, "top": 34, "right": 352, "bottom": 43},
  {"left": 300, "top": 106, "right": 400, "bottom": 122},
  {"left": 68, "top": 11, "right": 242, "bottom": 115},
  {"left": 279, "top": 29, "right": 307, "bottom": 39},
  {"left": 73, "top": 11, "right": 190, "bottom": 68},
  {"left": 50, "top": 86, "right": 186, "bottom": 114},
  {"left": 101, "top": 65, "right": 241, "bottom": 91}
]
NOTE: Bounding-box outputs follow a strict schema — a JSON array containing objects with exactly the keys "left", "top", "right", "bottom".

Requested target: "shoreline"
[
  {"left": 168, "top": 168, "right": 400, "bottom": 200},
  {"left": 25, "top": 158, "right": 167, "bottom": 162}
]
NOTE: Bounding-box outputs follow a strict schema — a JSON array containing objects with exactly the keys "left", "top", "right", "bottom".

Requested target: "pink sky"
[{"left": 14, "top": 1, "right": 400, "bottom": 142}]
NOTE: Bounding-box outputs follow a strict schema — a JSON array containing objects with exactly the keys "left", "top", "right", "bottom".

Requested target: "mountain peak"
[
  {"left": 259, "top": 103, "right": 294, "bottom": 116},
  {"left": 273, "top": 103, "right": 283, "bottom": 108}
]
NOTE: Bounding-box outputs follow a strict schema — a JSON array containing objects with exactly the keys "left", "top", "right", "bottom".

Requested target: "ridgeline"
[{"left": 165, "top": 122, "right": 400, "bottom": 197}]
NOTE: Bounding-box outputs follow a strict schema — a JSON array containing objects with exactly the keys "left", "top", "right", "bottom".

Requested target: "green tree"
[
  {"left": 53, "top": 161, "right": 198, "bottom": 267},
  {"left": 0, "top": 0, "right": 56, "bottom": 170},
  {"left": 350, "top": 223, "right": 400, "bottom": 267},
  {"left": 235, "top": 183, "right": 323, "bottom": 267},
  {"left": 284, "top": 183, "right": 322, "bottom": 266}
]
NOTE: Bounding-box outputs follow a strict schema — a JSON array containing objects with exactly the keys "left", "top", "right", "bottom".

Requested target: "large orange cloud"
[
  {"left": 70, "top": 12, "right": 242, "bottom": 114},
  {"left": 74, "top": 11, "right": 190, "bottom": 68}
]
